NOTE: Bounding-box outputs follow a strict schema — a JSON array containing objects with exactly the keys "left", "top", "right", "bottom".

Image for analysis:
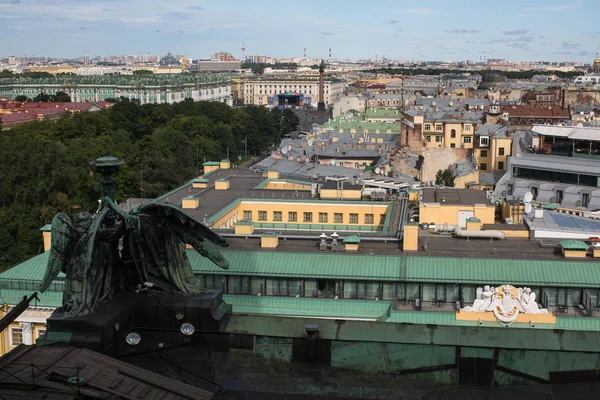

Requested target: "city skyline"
[{"left": 1, "top": 0, "right": 599, "bottom": 62}]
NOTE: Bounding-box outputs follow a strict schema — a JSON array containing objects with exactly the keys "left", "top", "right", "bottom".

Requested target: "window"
[
  {"left": 426, "top": 135, "right": 431, "bottom": 142},
  {"left": 531, "top": 186, "right": 538, "bottom": 200},
  {"left": 334, "top": 213, "right": 343, "bottom": 223},
  {"left": 507, "top": 183, "right": 514, "bottom": 195},
  {"left": 303, "top": 212, "right": 313, "bottom": 222},
  {"left": 451, "top": 129, "right": 456, "bottom": 138},
  {"left": 499, "top": 147, "right": 505, "bottom": 156},
  {"left": 380, "top": 214, "right": 386, "bottom": 225},
  {"left": 498, "top": 161, "right": 504, "bottom": 170},
  {"left": 349, "top": 213, "right": 359, "bottom": 224},
  {"left": 556, "top": 190, "right": 564, "bottom": 204},
  {"left": 480, "top": 137, "right": 489, "bottom": 146},
  {"left": 273, "top": 211, "right": 282, "bottom": 221},
  {"left": 435, "top": 125, "right": 443, "bottom": 131},
  {"left": 463, "top": 136, "right": 472, "bottom": 144},
  {"left": 465, "top": 125, "right": 471, "bottom": 131},
  {"left": 435, "top": 136, "right": 442, "bottom": 143},
  {"left": 424, "top": 124, "right": 431, "bottom": 131},
  {"left": 288, "top": 212, "right": 297, "bottom": 222},
  {"left": 11, "top": 328, "right": 23, "bottom": 346},
  {"left": 582, "top": 192, "right": 591, "bottom": 208},
  {"left": 365, "top": 214, "right": 374, "bottom": 224},
  {"left": 318, "top": 212, "right": 328, "bottom": 223},
  {"left": 258, "top": 211, "right": 267, "bottom": 221},
  {"left": 480, "top": 150, "right": 488, "bottom": 157},
  {"left": 37, "top": 329, "right": 46, "bottom": 338},
  {"left": 480, "top": 163, "right": 487, "bottom": 171},
  {"left": 243, "top": 210, "right": 252, "bottom": 220}
]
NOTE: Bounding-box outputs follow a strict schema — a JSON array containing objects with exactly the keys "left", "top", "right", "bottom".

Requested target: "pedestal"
[{"left": 42, "top": 290, "right": 231, "bottom": 355}]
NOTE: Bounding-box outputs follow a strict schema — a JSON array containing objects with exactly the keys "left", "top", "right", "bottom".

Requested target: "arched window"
[{"left": 451, "top": 129, "right": 456, "bottom": 138}]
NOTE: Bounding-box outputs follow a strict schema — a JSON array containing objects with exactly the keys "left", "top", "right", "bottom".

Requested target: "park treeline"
[
  {"left": 364, "top": 68, "right": 581, "bottom": 80},
  {"left": 0, "top": 99, "right": 298, "bottom": 268}
]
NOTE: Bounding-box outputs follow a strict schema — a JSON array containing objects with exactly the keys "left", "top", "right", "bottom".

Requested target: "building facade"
[
  {"left": 243, "top": 78, "right": 344, "bottom": 107},
  {"left": 0, "top": 75, "right": 233, "bottom": 105}
]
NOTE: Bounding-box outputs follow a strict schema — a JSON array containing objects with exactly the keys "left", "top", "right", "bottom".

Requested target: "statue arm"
[{"left": 40, "top": 213, "right": 77, "bottom": 292}]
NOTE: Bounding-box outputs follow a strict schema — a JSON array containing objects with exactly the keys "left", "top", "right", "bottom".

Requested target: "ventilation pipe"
[{"left": 453, "top": 227, "right": 504, "bottom": 240}]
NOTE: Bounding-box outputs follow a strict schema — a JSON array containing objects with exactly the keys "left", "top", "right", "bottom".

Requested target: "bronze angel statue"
[{"left": 39, "top": 197, "right": 229, "bottom": 317}]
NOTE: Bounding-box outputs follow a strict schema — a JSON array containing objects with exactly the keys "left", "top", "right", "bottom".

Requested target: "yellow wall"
[
  {"left": 261, "top": 235, "right": 279, "bottom": 248},
  {"left": 235, "top": 222, "right": 254, "bottom": 234},
  {"left": 403, "top": 224, "right": 419, "bottom": 251},
  {"left": 192, "top": 181, "right": 208, "bottom": 189},
  {"left": 419, "top": 203, "right": 494, "bottom": 226},
  {"left": 204, "top": 164, "right": 219, "bottom": 174},
  {"left": 562, "top": 249, "right": 587, "bottom": 258},
  {"left": 220, "top": 160, "right": 231, "bottom": 170},
  {"left": 1, "top": 321, "right": 48, "bottom": 356},
  {"left": 423, "top": 121, "right": 474, "bottom": 149},
  {"left": 263, "top": 181, "right": 311, "bottom": 190},
  {"left": 485, "top": 229, "right": 530, "bottom": 238},
  {"left": 267, "top": 170, "right": 280, "bottom": 179},
  {"left": 454, "top": 170, "right": 480, "bottom": 189},
  {"left": 320, "top": 188, "right": 363, "bottom": 200},
  {"left": 345, "top": 243, "right": 359, "bottom": 251},
  {"left": 182, "top": 198, "right": 199, "bottom": 209},
  {"left": 213, "top": 200, "right": 388, "bottom": 229},
  {"left": 215, "top": 180, "right": 230, "bottom": 190},
  {"left": 43, "top": 231, "right": 52, "bottom": 252}
]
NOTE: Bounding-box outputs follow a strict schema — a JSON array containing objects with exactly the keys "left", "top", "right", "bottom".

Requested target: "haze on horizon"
[{"left": 1, "top": 0, "right": 598, "bottom": 62}]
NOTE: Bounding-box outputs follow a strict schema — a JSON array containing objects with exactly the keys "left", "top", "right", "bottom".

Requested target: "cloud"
[
  {"left": 396, "top": 28, "right": 402, "bottom": 32},
  {"left": 561, "top": 41, "right": 579, "bottom": 49},
  {"left": 321, "top": 32, "right": 334, "bottom": 36},
  {"left": 507, "top": 42, "right": 530, "bottom": 50},
  {"left": 503, "top": 29, "right": 529, "bottom": 35},
  {"left": 78, "top": 26, "right": 85, "bottom": 30},
  {"left": 388, "top": 19, "right": 399, "bottom": 24},
  {"left": 187, "top": 6, "right": 206, "bottom": 11},
  {"left": 575, "top": 51, "right": 591, "bottom": 57},
  {"left": 516, "top": 13, "right": 540, "bottom": 17},
  {"left": 555, "top": 51, "right": 572, "bottom": 55},
  {"left": 444, "top": 28, "right": 480, "bottom": 34},
  {"left": 397, "top": 8, "right": 440, "bottom": 15},
  {"left": 10, "top": 0, "right": 21, "bottom": 4},
  {"left": 153, "top": 29, "right": 161, "bottom": 33},
  {"left": 513, "top": 36, "right": 534, "bottom": 43},
  {"left": 175, "top": 29, "right": 185, "bottom": 34},
  {"left": 523, "top": 2, "right": 579, "bottom": 12}
]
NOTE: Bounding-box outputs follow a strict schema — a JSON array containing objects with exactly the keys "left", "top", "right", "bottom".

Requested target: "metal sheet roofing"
[
  {"left": 533, "top": 125, "right": 600, "bottom": 141},
  {"left": 191, "top": 250, "right": 600, "bottom": 288},
  {"left": 223, "top": 295, "right": 391, "bottom": 320}
]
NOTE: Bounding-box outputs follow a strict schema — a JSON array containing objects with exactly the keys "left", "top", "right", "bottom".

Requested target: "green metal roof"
[
  {"left": 203, "top": 161, "right": 221, "bottom": 166},
  {"left": 235, "top": 220, "right": 254, "bottom": 226},
  {"left": 192, "top": 178, "right": 209, "bottom": 183},
  {"left": 191, "top": 249, "right": 600, "bottom": 287},
  {"left": 560, "top": 240, "right": 589, "bottom": 250},
  {"left": 40, "top": 224, "right": 52, "bottom": 232},
  {"left": 223, "top": 295, "right": 391, "bottom": 321},
  {"left": 0, "top": 289, "right": 63, "bottom": 307},
  {"left": 343, "top": 235, "right": 362, "bottom": 244},
  {"left": 0, "top": 252, "right": 55, "bottom": 281}
]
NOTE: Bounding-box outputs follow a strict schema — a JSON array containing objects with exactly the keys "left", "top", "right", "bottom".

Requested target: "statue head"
[
  {"left": 75, "top": 212, "right": 92, "bottom": 235},
  {"left": 525, "top": 287, "right": 532, "bottom": 294},
  {"left": 484, "top": 285, "right": 490, "bottom": 291}
]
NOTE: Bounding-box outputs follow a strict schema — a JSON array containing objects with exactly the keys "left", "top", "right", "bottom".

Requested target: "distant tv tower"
[
  {"left": 304, "top": 48, "right": 307, "bottom": 58},
  {"left": 241, "top": 42, "right": 246, "bottom": 62}
]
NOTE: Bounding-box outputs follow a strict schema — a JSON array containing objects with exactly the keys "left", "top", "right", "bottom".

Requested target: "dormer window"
[{"left": 479, "top": 136, "right": 489, "bottom": 147}]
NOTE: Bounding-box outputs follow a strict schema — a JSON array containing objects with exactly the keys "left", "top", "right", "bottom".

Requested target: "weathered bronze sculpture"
[{"left": 39, "top": 157, "right": 229, "bottom": 317}]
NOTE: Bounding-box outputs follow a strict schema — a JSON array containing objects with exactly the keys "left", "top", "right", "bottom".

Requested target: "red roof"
[
  {"left": 0, "top": 113, "right": 36, "bottom": 127},
  {"left": 500, "top": 105, "right": 569, "bottom": 118}
]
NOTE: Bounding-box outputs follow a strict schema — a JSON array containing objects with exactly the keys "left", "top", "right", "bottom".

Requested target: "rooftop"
[{"left": 421, "top": 188, "right": 491, "bottom": 205}]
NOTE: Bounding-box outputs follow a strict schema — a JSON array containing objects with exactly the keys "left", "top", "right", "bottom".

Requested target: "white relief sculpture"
[{"left": 463, "top": 284, "right": 548, "bottom": 323}]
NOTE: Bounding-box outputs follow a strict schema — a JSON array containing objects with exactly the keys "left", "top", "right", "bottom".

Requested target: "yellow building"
[
  {"left": 419, "top": 188, "right": 495, "bottom": 228},
  {"left": 473, "top": 125, "right": 512, "bottom": 174},
  {"left": 243, "top": 77, "right": 344, "bottom": 106},
  {"left": 422, "top": 119, "right": 476, "bottom": 149}
]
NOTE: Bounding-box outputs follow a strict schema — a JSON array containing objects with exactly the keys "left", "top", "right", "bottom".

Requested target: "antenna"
[
  {"left": 241, "top": 42, "right": 246, "bottom": 62},
  {"left": 375, "top": 167, "right": 381, "bottom": 174},
  {"left": 523, "top": 191, "right": 534, "bottom": 216},
  {"left": 330, "top": 159, "right": 336, "bottom": 166},
  {"left": 304, "top": 48, "right": 307, "bottom": 58}
]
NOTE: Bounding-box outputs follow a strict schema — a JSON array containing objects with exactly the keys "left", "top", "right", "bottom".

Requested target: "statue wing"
[
  {"left": 39, "top": 213, "right": 78, "bottom": 292},
  {"left": 130, "top": 203, "right": 229, "bottom": 269}
]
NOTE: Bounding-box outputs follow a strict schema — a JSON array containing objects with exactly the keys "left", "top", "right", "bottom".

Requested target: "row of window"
[
  {"left": 243, "top": 210, "right": 385, "bottom": 224},
  {"left": 202, "top": 275, "right": 600, "bottom": 309},
  {"left": 9, "top": 327, "right": 45, "bottom": 346},
  {"left": 513, "top": 167, "right": 600, "bottom": 187},
  {"left": 480, "top": 161, "right": 504, "bottom": 171},
  {"left": 424, "top": 124, "right": 471, "bottom": 132},
  {"left": 426, "top": 136, "right": 472, "bottom": 144}
]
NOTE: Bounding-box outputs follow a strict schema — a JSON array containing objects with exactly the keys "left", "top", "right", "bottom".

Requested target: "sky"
[{"left": 1, "top": 0, "right": 599, "bottom": 62}]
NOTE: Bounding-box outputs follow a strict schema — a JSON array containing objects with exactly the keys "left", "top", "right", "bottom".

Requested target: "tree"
[
  {"left": 53, "top": 91, "right": 71, "bottom": 102},
  {"left": 133, "top": 70, "right": 154, "bottom": 75},
  {"left": 32, "top": 93, "right": 53, "bottom": 102},
  {"left": 435, "top": 169, "right": 455, "bottom": 187},
  {"left": 15, "top": 95, "right": 30, "bottom": 102}
]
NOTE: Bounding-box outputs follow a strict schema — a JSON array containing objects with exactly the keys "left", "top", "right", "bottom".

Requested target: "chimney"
[{"left": 41, "top": 224, "right": 52, "bottom": 251}]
